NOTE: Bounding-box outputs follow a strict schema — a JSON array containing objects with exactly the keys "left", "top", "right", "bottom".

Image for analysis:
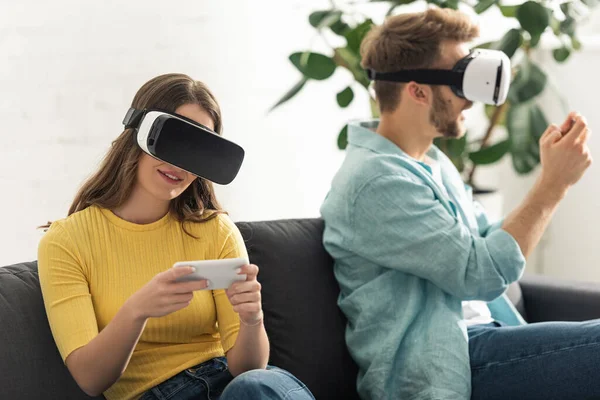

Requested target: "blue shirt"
[{"left": 320, "top": 120, "right": 526, "bottom": 399}]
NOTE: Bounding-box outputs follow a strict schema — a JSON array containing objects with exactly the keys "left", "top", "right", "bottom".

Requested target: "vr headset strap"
[
  {"left": 122, "top": 108, "right": 146, "bottom": 129},
  {"left": 122, "top": 107, "right": 215, "bottom": 133},
  {"left": 366, "top": 69, "right": 463, "bottom": 90}
]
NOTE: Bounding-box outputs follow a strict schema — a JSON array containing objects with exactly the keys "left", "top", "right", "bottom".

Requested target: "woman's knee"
[{"left": 222, "top": 368, "right": 314, "bottom": 399}]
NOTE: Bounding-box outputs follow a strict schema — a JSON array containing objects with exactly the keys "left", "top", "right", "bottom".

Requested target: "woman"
[{"left": 38, "top": 73, "right": 314, "bottom": 400}]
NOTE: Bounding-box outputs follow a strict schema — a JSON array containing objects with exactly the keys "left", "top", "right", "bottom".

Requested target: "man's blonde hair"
[{"left": 361, "top": 7, "right": 480, "bottom": 113}]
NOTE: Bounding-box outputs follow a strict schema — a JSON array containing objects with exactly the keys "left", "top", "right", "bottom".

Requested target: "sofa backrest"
[
  {"left": 0, "top": 218, "right": 525, "bottom": 400},
  {"left": 0, "top": 262, "right": 103, "bottom": 399},
  {"left": 0, "top": 219, "right": 359, "bottom": 400},
  {"left": 237, "top": 219, "right": 360, "bottom": 400}
]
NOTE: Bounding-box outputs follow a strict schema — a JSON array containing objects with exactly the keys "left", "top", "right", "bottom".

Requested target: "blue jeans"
[
  {"left": 469, "top": 320, "right": 600, "bottom": 400},
  {"left": 140, "top": 357, "right": 314, "bottom": 400}
]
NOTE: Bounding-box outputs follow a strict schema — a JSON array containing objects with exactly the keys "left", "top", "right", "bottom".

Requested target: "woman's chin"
[{"left": 150, "top": 189, "right": 183, "bottom": 203}]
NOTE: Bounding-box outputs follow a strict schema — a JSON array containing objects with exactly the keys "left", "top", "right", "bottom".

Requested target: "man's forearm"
[{"left": 502, "top": 175, "right": 567, "bottom": 259}]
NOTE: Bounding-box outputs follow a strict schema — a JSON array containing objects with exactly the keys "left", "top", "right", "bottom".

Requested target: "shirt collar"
[{"left": 347, "top": 119, "right": 440, "bottom": 173}]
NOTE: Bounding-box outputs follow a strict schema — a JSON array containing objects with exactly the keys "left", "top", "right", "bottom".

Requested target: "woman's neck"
[{"left": 112, "top": 185, "right": 170, "bottom": 224}]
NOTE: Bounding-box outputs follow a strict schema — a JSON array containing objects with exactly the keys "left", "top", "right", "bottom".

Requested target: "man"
[{"left": 320, "top": 7, "right": 594, "bottom": 400}]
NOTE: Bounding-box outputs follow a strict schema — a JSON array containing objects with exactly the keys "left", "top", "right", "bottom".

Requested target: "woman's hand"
[
  {"left": 125, "top": 267, "right": 208, "bottom": 321},
  {"left": 226, "top": 264, "right": 264, "bottom": 326}
]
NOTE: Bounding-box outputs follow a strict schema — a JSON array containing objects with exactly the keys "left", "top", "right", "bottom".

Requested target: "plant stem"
[{"left": 466, "top": 102, "right": 508, "bottom": 187}]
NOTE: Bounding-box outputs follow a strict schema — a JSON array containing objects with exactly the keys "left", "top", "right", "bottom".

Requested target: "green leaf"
[
  {"left": 435, "top": 136, "right": 466, "bottom": 157},
  {"left": 517, "top": 62, "right": 546, "bottom": 101},
  {"left": 553, "top": 46, "right": 571, "bottom": 62},
  {"left": 453, "top": 156, "right": 465, "bottom": 172},
  {"left": 435, "top": 135, "right": 467, "bottom": 159},
  {"left": 270, "top": 78, "right": 308, "bottom": 111},
  {"left": 333, "top": 47, "right": 370, "bottom": 87},
  {"left": 572, "top": 36, "right": 582, "bottom": 50},
  {"left": 434, "top": 135, "right": 467, "bottom": 171},
  {"left": 336, "top": 87, "right": 354, "bottom": 108},
  {"left": 289, "top": 52, "right": 337, "bottom": 80},
  {"left": 507, "top": 103, "right": 548, "bottom": 174},
  {"left": 309, "top": 10, "right": 342, "bottom": 29},
  {"left": 441, "top": 0, "right": 460, "bottom": 9},
  {"left": 475, "top": 0, "right": 497, "bottom": 14},
  {"left": 560, "top": 17, "right": 576, "bottom": 37},
  {"left": 475, "top": 41, "right": 495, "bottom": 50},
  {"left": 516, "top": 1, "right": 550, "bottom": 38},
  {"left": 529, "top": 104, "right": 547, "bottom": 142},
  {"left": 530, "top": 33, "right": 542, "bottom": 48},
  {"left": 309, "top": 10, "right": 328, "bottom": 27},
  {"left": 446, "top": 135, "right": 467, "bottom": 158},
  {"left": 337, "top": 125, "right": 348, "bottom": 150},
  {"left": 499, "top": 4, "right": 518, "bottom": 17},
  {"left": 331, "top": 19, "right": 351, "bottom": 35},
  {"left": 492, "top": 28, "right": 523, "bottom": 58},
  {"left": 469, "top": 139, "right": 510, "bottom": 165},
  {"left": 344, "top": 19, "right": 374, "bottom": 55},
  {"left": 508, "top": 60, "right": 547, "bottom": 103}
]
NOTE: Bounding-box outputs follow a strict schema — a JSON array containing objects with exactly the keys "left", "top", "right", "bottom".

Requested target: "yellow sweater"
[{"left": 37, "top": 205, "right": 245, "bottom": 400}]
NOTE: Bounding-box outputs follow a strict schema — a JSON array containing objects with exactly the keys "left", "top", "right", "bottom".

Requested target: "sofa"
[{"left": 3, "top": 218, "right": 600, "bottom": 400}]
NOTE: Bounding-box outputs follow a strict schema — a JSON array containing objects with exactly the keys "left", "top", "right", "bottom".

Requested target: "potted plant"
[{"left": 269, "top": 0, "right": 598, "bottom": 191}]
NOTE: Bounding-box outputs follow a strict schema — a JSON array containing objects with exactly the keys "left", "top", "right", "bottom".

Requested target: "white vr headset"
[
  {"left": 366, "top": 49, "right": 511, "bottom": 106},
  {"left": 123, "top": 108, "right": 245, "bottom": 185}
]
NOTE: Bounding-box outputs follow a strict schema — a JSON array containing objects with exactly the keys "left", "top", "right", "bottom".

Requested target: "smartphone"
[{"left": 172, "top": 258, "right": 248, "bottom": 289}]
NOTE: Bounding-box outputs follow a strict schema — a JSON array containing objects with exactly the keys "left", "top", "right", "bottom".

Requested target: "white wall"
[
  {"left": 2, "top": 0, "right": 599, "bottom": 283},
  {"left": 466, "top": 32, "right": 600, "bottom": 280},
  {"left": 0, "top": 0, "right": 372, "bottom": 265},
  {"left": 495, "top": 37, "right": 600, "bottom": 282}
]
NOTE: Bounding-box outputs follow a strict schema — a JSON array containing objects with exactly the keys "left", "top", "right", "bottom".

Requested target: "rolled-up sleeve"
[
  {"left": 472, "top": 199, "right": 504, "bottom": 236},
  {"left": 38, "top": 223, "right": 99, "bottom": 362},
  {"left": 351, "top": 174, "right": 525, "bottom": 301}
]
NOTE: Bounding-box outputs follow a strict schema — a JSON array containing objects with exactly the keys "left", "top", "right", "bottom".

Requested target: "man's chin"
[
  {"left": 432, "top": 118, "right": 466, "bottom": 139},
  {"left": 447, "top": 121, "right": 467, "bottom": 138},
  {"left": 440, "top": 128, "right": 465, "bottom": 139}
]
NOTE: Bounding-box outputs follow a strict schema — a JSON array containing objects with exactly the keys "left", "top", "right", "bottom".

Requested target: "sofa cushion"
[
  {"left": 0, "top": 262, "right": 101, "bottom": 399},
  {"left": 236, "top": 219, "right": 360, "bottom": 400},
  {"left": 506, "top": 281, "right": 527, "bottom": 321},
  {"left": 0, "top": 219, "right": 527, "bottom": 400}
]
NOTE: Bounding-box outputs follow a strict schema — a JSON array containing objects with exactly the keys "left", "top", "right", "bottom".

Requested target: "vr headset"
[
  {"left": 122, "top": 108, "right": 245, "bottom": 185},
  {"left": 366, "top": 49, "right": 511, "bottom": 106}
]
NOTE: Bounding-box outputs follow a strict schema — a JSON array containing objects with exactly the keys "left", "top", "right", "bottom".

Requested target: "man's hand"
[
  {"left": 539, "top": 112, "right": 592, "bottom": 196},
  {"left": 502, "top": 111, "right": 593, "bottom": 259}
]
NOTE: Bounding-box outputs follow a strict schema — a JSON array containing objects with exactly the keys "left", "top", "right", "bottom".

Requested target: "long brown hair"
[{"left": 43, "top": 73, "right": 225, "bottom": 234}]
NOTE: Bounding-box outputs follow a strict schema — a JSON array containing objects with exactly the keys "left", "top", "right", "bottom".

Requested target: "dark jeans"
[
  {"left": 469, "top": 320, "right": 600, "bottom": 400},
  {"left": 140, "top": 357, "right": 314, "bottom": 400}
]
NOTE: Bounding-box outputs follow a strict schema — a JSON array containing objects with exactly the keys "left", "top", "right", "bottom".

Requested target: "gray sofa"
[{"left": 3, "top": 218, "right": 600, "bottom": 399}]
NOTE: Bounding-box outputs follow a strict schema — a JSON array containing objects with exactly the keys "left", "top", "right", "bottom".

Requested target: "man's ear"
[{"left": 406, "top": 82, "right": 431, "bottom": 107}]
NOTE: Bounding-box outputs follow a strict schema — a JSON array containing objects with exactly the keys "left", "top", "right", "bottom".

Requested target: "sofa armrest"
[{"left": 520, "top": 274, "right": 600, "bottom": 322}]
